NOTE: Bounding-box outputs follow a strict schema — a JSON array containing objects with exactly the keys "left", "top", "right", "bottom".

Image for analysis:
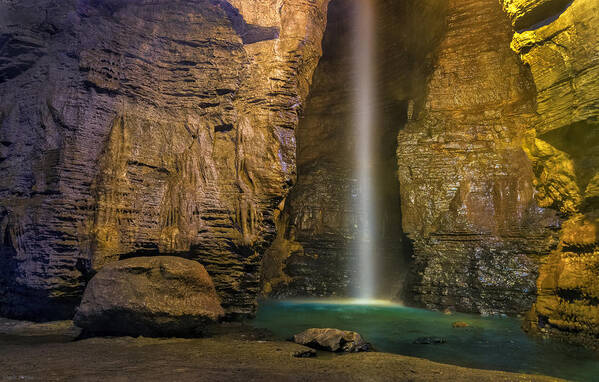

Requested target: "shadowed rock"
[
  {"left": 74, "top": 256, "right": 224, "bottom": 337},
  {"left": 292, "top": 328, "right": 371, "bottom": 353},
  {"left": 413, "top": 337, "right": 447, "bottom": 345}
]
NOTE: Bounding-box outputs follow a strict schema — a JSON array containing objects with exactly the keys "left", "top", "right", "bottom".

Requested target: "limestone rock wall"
[
  {"left": 0, "top": 0, "right": 329, "bottom": 320},
  {"left": 397, "top": 0, "right": 559, "bottom": 315},
  {"left": 501, "top": 0, "right": 599, "bottom": 347},
  {"left": 261, "top": 0, "right": 448, "bottom": 299},
  {"left": 261, "top": 0, "right": 357, "bottom": 298}
]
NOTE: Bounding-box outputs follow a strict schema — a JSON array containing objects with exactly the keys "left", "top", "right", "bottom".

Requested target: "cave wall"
[
  {"left": 500, "top": 0, "right": 599, "bottom": 348},
  {"left": 261, "top": 0, "right": 357, "bottom": 298},
  {"left": 397, "top": 0, "right": 560, "bottom": 315},
  {"left": 1, "top": 0, "right": 598, "bottom": 352},
  {"left": 0, "top": 0, "right": 329, "bottom": 320},
  {"left": 261, "top": 0, "right": 448, "bottom": 299}
]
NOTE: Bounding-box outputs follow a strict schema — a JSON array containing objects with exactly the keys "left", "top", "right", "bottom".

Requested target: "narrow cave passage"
[{"left": 260, "top": 0, "right": 444, "bottom": 300}]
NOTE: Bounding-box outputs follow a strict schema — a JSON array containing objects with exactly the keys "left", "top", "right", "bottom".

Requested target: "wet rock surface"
[
  {"left": 292, "top": 328, "right": 371, "bottom": 353},
  {"left": 0, "top": 0, "right": 329, "bottom": 320},
  {"left": 74, "top": 256, "right": 224, "bottom": 337},
  {"left": 261, "top": 0, "right": 447, "bottom": 300},
  {"left": 501, "top": 0, "right": 599, "bottom": 348},
  {"left": 397, "top": 0, "right": 559, "bottom": 315},
  {"left": 260, "top": 0, "right": 358, "bottom": 298}
]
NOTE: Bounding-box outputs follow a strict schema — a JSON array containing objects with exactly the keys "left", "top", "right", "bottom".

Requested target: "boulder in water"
[
  {"left": 74, "top": 256, "right": 224, "bottom": 337},
  {"left": 292, "top": 328, "right": 371, "bottom": 352}
]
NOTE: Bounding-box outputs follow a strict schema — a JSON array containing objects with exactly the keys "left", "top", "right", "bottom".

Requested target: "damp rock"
[{"left": 292, "top": 328, "right": 371, "bottom": 352}]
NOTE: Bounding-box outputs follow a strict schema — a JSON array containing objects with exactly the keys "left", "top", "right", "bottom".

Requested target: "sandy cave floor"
[{"left": 0, "top": 319, "right": 564, "bottom": 382}]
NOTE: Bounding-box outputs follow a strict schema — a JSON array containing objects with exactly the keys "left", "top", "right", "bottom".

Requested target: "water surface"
[{"left": 251, "top": 300, "right": 599, "bottom": 381}]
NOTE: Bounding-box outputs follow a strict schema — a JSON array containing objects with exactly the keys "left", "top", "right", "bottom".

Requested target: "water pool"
[{"left": 250, "top": 300, "right": 599, "bottom": 381}]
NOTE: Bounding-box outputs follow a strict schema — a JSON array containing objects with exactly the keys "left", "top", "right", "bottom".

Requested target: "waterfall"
[{"left": 352, "top": 0, "right": 376, "bottom": 300}]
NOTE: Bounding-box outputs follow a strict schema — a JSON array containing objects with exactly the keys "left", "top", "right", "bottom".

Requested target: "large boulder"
[
  {"left": 74, "top": 256, "right": 224, "bottom": 337},
  {"left": 292, "top": 328, "right": 371, "bottom": 352}
]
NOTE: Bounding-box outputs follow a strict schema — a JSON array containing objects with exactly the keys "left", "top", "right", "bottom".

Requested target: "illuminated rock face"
[
  {"left": 0, "top": 0, "right": 328, "bottom": 320},
  {"left": 501, "top": 0, "right": 599, "bottom": 348},
  {"left": 501, "top": 0, "right": 573, "bottom": 30},
  {"left": 396, "top": 0, "right": 559, "bottom": 315}
]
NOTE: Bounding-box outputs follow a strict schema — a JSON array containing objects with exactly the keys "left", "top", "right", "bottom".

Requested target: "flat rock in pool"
[
  {"left": 292, "top": 328, "right": 371, "bottom": 352},
  {"left": 452, "top": 321, "right": 470, "bottom": 328},
  {"left": 74, "top": 256, "right": 224, "bottom": 337},
  {"left": 413, "top": 336, "right": 447, "bottom": 345}
]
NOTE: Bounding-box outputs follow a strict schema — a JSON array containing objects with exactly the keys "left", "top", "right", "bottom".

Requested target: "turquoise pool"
[{"left": 250, "top": 300, "right": 599, "bottom": 381}]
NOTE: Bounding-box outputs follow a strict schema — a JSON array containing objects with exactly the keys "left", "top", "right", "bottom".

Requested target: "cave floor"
[{"left": 0, "top": 319, "right": 563, "bottom": 382}]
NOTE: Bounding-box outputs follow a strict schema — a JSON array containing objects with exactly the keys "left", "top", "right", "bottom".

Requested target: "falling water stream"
[
  {"left": 353, "top": 0, "right": 376, "bottom": 300},
  {"left": 250, "top": 2, "right": 599, "bottom": 381}
]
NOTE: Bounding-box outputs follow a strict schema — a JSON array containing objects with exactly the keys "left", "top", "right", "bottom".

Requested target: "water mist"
[{"left": 352, "top": 0, "right": 376, "bottom": 301}]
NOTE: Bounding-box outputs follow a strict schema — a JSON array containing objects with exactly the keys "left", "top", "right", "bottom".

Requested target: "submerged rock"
[
  {"left": 292, "top": 328, "right": 371, "bottom": 353},
  {"left": 74, "top": 256, "right": 224, "bottom": 337},
  {"left": 452, "top": 321, "right": 470, "bottom": 328},
  {"left": 413, "top": 337, "right": 447, "bottom": 345}
]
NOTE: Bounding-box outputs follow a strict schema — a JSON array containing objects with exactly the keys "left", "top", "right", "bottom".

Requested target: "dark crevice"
[
  {"left": 515, "top": 0, "right": 574, "bottom": 32},
  {"left": 539, "top": 121, "right": 599, "bottom": 198},
  {"left": 556, "top": 288, "right": 599, "bottom": 305},
  {"left": 214, "top": 123, "right": 234, "bottom": 133}
]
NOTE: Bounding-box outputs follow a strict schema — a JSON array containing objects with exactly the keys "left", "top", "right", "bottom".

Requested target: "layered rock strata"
[
  {"left": 501, "top": 0, "right": 599, "bottom": 347},
  {"left": 261, "top": 0, "right": 448, "bottom": 300},
  {"left": 397, "top": 0, "right": 559, "bottom": 315},
  {"left": 260, "top": 0, "right": 357, "bottom": 297},
  {"left": 0, "top": 0, "right": 329, "bottom": 320}
]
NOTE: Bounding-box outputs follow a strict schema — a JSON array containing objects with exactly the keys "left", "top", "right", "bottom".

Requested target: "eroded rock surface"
[
  {"left": 262, "top": 0, "right": 448, "bottom": 300},
  {"left": 74, "top": 256, "right": 224, "bottom": 337},
  {"left": 502, "top": 0, "right": 573, "bottom": 30},
  {"left": 0, "top": 0, "right": 329, "bottom": 320},
  {"left": 397, "top": 0, "right": 559, "bottom": 315},
  {"left": 502, "top": 0, "right": 599, "bottom": 348},
  {"left": 292, "top": 328, "right": 371, "bottom": 352}
]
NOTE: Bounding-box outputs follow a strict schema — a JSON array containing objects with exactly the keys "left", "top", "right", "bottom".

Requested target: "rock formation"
[
  {"left": 74, "top": 256, "right": 224, "bottom": 337},
  {"left": 501, "top": 0, "right": 599, "bottom": 348},
  {"left": 260, "top": 0, "right": 358, "bottom": 298},
  {"left": 397, "top": 0, "right": 560, "bottom": 315},
  {"left": 292, "top": 328, "right": 371, "bottom": 352},
  {"left": 1, "top": 0, "right": 598, "bottom": 351},
  {"left": 0, "top": 0, "right": 329, "bottom": 320},
  {"left": 261, "top": 0, "right": 448, "bottom": 300}
]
